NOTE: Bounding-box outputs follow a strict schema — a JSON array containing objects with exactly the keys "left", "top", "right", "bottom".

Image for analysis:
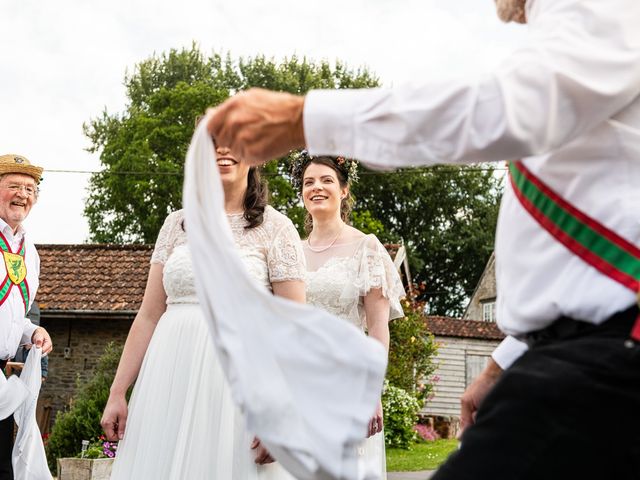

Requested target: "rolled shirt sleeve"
[
  {"left": 304, "top": 0, "right": 640, "bottom": 169},
  {"left": 491, "top": 335, "right": 529, "bottom": 370}
]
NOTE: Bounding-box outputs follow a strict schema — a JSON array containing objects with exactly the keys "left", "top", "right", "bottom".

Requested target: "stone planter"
[{"left": 57, "top": 458, "right": 114, "bottom": 480}]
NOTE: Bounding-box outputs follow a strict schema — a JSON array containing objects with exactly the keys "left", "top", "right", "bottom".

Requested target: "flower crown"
[{"left": 289, "top": 150, "right": 359, "bottom": 191}]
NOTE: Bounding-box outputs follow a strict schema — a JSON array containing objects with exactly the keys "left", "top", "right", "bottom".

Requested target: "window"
[
  {"left": 466, "top": 354, "right": 490, "bottom": 388},
  {"left": 482, "top": 300, "right": 496, "bottom": 322}
]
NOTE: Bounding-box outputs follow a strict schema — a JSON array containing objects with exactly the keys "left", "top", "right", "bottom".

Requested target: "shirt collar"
[{"left": 0, "top": 217, "right": 26, "bottom": 242}]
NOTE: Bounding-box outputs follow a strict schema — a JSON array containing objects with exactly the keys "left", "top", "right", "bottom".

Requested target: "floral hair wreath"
[{"left": 289, "top": 150, "right": 359, "bottom": 191}]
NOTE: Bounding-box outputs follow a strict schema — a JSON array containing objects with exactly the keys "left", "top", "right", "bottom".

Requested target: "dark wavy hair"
[
  {"left": 302, "top": 157, "right": 353, "bottom": 234},
  {"left": 243, "top": 167, "right": 268, "bottom": 229}
]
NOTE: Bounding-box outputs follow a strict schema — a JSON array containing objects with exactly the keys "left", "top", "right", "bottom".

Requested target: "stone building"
[{"left": 36, "top": 244, "right": 151, "bottom": 424}]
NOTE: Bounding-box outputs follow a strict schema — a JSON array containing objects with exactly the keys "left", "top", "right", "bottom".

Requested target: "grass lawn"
[{"left": 386, "top": 439, "right": 459, "bottom": 471}]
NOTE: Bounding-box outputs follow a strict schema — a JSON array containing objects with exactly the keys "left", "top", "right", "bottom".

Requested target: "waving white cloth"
[
  {"left": 12, "top": 347, "right": 52, "bottom": 479},
  {"left": 183, "top": 117, "right": 387, "bottom": 480},
  {"left": 0, "top": 372, "right": 28, "bottom": 421},
  {"left": 0, "top": 348, "right": 52, "bottom": 479}
]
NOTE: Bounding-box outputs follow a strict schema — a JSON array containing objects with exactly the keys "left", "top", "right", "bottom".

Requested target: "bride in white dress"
[
  {"left": 101, "top": 145, "right": 306, "bottom": 479},
  {"left": 291, "top": 153, "right": 405, "bottom": 479}
]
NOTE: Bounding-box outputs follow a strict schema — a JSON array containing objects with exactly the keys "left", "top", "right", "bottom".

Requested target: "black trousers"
[
  {"left": 433, "top": 305, "right": 640, "bottom": 480},
  {"left": 0, "top": 416, "right": 12, "bottom": 480},
  {"left": 0, "top": 360, "right": 13, "bottom": 480}
]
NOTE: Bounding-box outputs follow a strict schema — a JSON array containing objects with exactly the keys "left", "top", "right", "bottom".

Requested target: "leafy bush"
[
  {"left": 382, "top": 382, "right": 422, "bottom": 449},
  {"left": 46, "top": 342, "right": 123, "bottom": 472},
  {"left": 387, "top": 294, "right": 438, "bottom": 403}
]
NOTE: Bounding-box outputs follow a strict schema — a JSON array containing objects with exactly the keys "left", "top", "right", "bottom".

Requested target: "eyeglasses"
[{"left": 2, "top": 184, "right": 38, "bottom": 197}]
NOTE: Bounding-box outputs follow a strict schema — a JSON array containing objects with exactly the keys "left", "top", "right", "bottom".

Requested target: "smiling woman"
[
  {"left": 103, "top": 140, "right": 306, "bottom": 479},
  {"left": 289, "top": 152, "right": 405, "bottom": 479}
]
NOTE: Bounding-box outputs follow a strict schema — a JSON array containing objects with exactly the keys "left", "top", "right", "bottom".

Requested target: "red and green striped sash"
[
  {"left": 509, "top": 161, "right": 640, "bottom": 341},
  {"left": 0, "top": 232, "right": 30, "bottom": 314}
]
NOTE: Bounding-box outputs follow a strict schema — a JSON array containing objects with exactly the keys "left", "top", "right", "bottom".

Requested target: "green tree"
[
  {"left": 387, "top": 298, "right": 438, "bottom": 403},
  {"left": 353, "top": 166, "right": 502, "bottom": 316},
  {"left": 85, "top": 45, "right": 500, "bottom": 315},
  {"left": 84, "top": 46, "right": 378, "bottom": 243}
]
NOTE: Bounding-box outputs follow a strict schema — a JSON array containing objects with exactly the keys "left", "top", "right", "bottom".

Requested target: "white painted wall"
[{"left": 422, "top": 336, "right": 499, "bottom": 418}]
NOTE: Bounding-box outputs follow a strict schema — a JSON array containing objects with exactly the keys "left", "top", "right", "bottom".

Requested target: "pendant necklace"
[{"left": 307, "top": 222, "right": 346, "bottom": 253}]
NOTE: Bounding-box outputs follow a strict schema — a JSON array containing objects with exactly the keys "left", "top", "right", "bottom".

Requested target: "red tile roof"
[
  {"left": 36, "top": 244, "right": 152, "bottom": 313},
  {"left": 424, "top": 316, "right": 505, "bottom": 341},
  {"left": 35, "top": 243, "right": 404, "bottom": 314}
]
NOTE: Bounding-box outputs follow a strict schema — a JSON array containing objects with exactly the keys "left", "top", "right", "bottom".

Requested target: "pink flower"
[{"left": 413, "top": 424, "right": 439, "bottom": 442}]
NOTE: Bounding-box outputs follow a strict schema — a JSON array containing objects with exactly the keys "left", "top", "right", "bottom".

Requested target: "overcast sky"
[{"left": 0, "top": 0, "right": 526, "bottom": 244}]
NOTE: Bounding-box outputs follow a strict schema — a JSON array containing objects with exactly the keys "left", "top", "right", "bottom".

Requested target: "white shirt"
[
  {"left": 304, "top": 0, "right": 640, "bottom": 366},
  {"left": 0, "top": 219, "right": 39, "bottom": 360}
]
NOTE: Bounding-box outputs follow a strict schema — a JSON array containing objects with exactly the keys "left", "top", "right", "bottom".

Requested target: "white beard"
[{"left": 495, "top": 0, "right": 527, "bottom": 23}]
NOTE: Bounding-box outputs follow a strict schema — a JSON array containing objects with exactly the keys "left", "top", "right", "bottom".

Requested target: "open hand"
[
  {"left": 101, "top": 394, "right": 128, "bottom": 441},
  {"left": 460, "top": 358, "right": 502, "bottom": 434},
  {"left": 368, "top": 400, "right": 384, "bottom": 437}
]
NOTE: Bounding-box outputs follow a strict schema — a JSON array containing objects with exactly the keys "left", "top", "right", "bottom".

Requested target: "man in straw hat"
[
  {"left": 205, "top": 0, "right": 640, "bottom": 478},
  {"left": 0, "top": 154, "right": 52, "bottom": 479}
]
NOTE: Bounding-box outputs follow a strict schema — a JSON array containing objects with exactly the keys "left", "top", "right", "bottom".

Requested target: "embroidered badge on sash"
[{"left": 0, "top": 233, "right": 30, "bottom": 313}]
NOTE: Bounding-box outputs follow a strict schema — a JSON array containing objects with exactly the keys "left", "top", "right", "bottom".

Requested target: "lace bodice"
[
  {"left": 304, "top": 234, "right": 405, "bottom": 330},
  {"left": 151, "top": 207, "right": 306, "bottom": 304}
]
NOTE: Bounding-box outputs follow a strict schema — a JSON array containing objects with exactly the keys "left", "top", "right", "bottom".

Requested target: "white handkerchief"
[
  {"left": 12, "top": 348, "right": 52, "bottom": 480},
  {"left": 0, "top": 371, "right": 28, "bottom": 421},
  {"left": 184, "top": 116, "right": 386, "bottom": 480}
]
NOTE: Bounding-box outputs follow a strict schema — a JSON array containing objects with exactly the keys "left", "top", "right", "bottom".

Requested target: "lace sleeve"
[
  {"left": 150, "top": 211, "right": 184, "bottom": 265},
  {"left": 267, "top": 219, "right": 306, "bottom": 283},
  {"left": 350, "top": 235, "right": 406, "bottom": 320}
]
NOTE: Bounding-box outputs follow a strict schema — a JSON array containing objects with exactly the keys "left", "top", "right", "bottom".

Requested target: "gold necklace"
[{"left": 307, "top": 222, "right": 346, "bottom": 253}]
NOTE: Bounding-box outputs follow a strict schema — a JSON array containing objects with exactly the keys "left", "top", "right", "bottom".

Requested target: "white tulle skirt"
[
  {"left": 358, "top": 431, "right": 386, "bottom": 479},
  {"left": 111, "top": 304, "right": 295, "bottom": 480}
]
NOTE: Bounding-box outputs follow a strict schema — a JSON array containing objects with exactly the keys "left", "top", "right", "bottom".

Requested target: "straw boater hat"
[{"left": 0, "top": 154, "right": 43, "bottom": 183}]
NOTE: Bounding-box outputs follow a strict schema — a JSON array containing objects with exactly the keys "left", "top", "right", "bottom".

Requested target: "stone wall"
[{"left": 39, "top": 316, "right": 133, "bottom": 427}]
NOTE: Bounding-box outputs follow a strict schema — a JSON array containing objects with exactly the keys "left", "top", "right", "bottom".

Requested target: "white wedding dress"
[
  {"left": 111, "top": 206, "right": 305, "bottom": 480},
  {"left": 304, "top": 235, "right": 406, "bottom": 479}
]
